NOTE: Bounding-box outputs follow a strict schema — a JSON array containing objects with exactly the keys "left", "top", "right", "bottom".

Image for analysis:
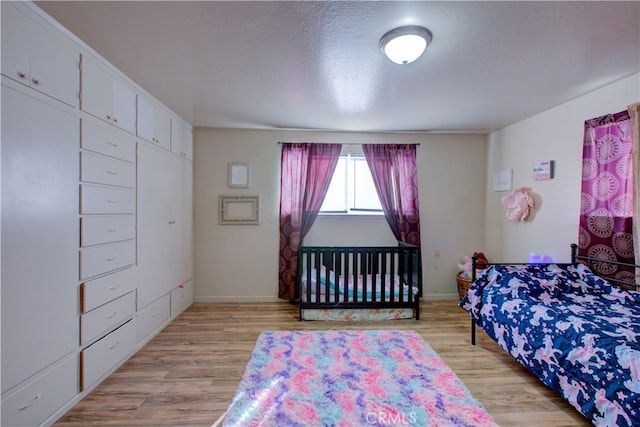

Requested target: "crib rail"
[{"left": 298, "top": 243, "right": 421, "bottom": 320}]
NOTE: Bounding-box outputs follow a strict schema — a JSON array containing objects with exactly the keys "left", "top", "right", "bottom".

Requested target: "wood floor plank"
[{"left": 54, "top": 300, "right": 590, "bottom": 426}]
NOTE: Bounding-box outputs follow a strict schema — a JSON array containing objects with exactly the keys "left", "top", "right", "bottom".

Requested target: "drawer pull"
[
  {"left": 107, "top": 141, "right": 119, "bottom": 148},
  {"left": 18, "top": 393, "right": 41, "bottom": 411},
  {"left": 106, "top": 228, "right": 118, "bottom": 232},
  {"left": 106, "top": 311, "right": 118, "bottom": 319},
  {"left": 106, "top": 256, "right": 117, "bottom": 262},
  {"left": 105, "top": 170, "right": 118, "bottom": 175},
  {"left": 17, "top": 71, "right": 28, "bottom": 80},
  {"left": 106, "top": 199, "right": 118, "bottom": 204},
  {"left": 151, "top": 311, "right": 158, "bottom": 318},
  {"left": 31, "top": 78, "right": 41, "bottom": 86},
  {"left": 109, "top": 340, "right": 120, "bottom": 350},
  {"left": 108, "top": 284, "right": 120, "bottom": 290}
]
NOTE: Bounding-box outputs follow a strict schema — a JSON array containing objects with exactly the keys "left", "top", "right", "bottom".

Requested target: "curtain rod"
[{"left": 277, "top": 141, "right": 420, "bottom": 146}]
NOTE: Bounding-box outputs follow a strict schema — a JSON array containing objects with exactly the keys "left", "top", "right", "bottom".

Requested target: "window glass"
[{"left": 320, "top": 154, "right": 383, "bottom": 215}]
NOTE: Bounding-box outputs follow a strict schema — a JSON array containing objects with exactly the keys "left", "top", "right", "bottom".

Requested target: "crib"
[{"left": 298, "top": 242, "right": 422, "bottom": 320}]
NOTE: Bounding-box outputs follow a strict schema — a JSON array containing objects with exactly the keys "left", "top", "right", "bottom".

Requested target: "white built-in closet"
[{"left": 1, "top": 2, "right": 194, "bottom": 425}]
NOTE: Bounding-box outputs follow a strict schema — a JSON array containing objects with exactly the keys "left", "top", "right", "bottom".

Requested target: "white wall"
[
  {"left": 485, "top": 73, "right": 640, "bottom": 263},
  {"left": 193, "top": 129, "right": 486, "bottom": 301}
]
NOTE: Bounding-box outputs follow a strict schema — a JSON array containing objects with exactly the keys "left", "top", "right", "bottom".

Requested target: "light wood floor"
[{"left": 55, "top": 300, "right": 589, "bottom": 426}]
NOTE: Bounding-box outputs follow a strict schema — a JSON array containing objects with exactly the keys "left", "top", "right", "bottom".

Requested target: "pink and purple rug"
[{"left": 219, "top": 330, "right": 497, "bottom": 426}]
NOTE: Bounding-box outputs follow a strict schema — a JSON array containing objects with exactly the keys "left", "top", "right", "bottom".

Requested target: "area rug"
[{"left": 218, "top": 330, "right": 497, "bottom": 426}]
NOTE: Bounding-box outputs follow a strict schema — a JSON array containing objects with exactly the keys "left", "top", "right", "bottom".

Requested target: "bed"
[
  {"left": 460, "top": 244, "right": 640, "bottom": 426},
  {"left": 298, "top": 242, "right": 422, "bottom": 321}
]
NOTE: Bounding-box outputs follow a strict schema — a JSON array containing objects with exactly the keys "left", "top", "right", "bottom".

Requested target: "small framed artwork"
[
  {"left": 492, "top": 169, "right": 512, "bottom": 192},
  {"left": 533, "top": 160, "right": 554, "bottom": 180},
  {"left": 218, "top": 195, "right": 260, "bottom": 225},
  {"left": 228, "top": 162, "right": 251, "bottom": 188}
]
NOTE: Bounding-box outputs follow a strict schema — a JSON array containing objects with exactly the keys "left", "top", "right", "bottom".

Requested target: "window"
[{"left": 320, "top": 154, "right": 383, "bottom": 215}]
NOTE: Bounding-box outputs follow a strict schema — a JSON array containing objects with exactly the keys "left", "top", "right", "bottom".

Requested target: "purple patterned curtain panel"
[
  {"left": 628, "top": 103, "right": 640, "bottom": 282},
  {"left": 579, "top": 110, "right": 635, "bottom": 283},
  {"left": 278, "top": 143, "right": 342, "bottom": 301},
  {"left": 362, "top": 144, "right": 421, "bottom": 246}
]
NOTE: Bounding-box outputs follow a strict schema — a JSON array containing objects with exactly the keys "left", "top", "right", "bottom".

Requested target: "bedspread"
[{"left": 460, "top": 263, "right": 640, "bottom": 426}]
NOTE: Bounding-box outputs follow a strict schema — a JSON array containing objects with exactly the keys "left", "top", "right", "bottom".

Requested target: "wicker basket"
[{"left": 456, "top": 274, "right": 472, "bottom": 300}]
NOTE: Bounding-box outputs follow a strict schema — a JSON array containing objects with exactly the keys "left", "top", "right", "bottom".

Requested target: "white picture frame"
[
  {"left": 218, "top": 195, "right": 260, "bottom": 225},
  {"left": 492, "top": 169, "right": 512, "bottom": 192},
  {"left": 228, "top": 162, "right": 251, "bottom": 188}
]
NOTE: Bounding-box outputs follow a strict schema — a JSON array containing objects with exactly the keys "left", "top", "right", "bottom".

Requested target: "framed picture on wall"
[
  {"left": 228, "top": 162, "right": 251, "bottom": 188},
  {"left": 218, "top": 195, "right": 260, "bottom": 224},
  {"left": 492, "top": 169, "right": 512, "bottom": 192}
]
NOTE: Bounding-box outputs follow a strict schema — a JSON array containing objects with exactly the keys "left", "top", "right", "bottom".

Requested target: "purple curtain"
[
  {"left": 362, "top": 144, "right": 421, "bottom": 246},
  {"left": 278, "top": 143, "right": 342, "bottom": 301},
  {"left": 579, "top": 110, "right": 635, "bottom": 283}
]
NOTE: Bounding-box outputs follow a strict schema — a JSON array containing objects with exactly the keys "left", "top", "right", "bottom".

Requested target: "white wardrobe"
[{"left": 1, "top": 2, "right": 194, "bottom": 425}]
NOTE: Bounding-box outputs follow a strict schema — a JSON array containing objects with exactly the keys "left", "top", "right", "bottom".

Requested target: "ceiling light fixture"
[{"left": 380, "top": 26, "right": 432, "bottom": 65}]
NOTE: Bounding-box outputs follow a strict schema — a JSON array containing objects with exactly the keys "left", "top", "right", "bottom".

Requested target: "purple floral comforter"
[{"left": 460, "top": 263, "right": 640, "bottom": 426}]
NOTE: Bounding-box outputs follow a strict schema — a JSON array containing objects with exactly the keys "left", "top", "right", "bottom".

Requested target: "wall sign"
[{"left": 533, "top": 160, "right": 554, "bottom": 180}]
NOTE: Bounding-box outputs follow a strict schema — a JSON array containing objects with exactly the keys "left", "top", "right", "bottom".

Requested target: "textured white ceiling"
[{"left": 36, "top": 1, "right": 640, "bottom": 133}]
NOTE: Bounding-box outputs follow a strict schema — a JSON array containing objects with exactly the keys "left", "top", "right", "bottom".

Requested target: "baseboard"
[
  {"left": 194, "top": 296, "right": 284, "bottom": 303},
  {"left": 422, "top": 293, "right": 459, "bottom": 300},
  {"left": 194, "top": 295, "right": 459, "bottom": 303}
]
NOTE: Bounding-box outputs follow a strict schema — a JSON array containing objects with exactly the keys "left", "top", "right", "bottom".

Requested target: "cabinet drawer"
[
  {"left": 81, "top": 319, "right": 136, "bottom": 390},
  {"left": 80, "top": 185, "right": 135, "bottom": 214},
  {"left": 81, "top": 291, "right": 135, "bottom": 345},
  {"left": 137, "top": 295, "right": 170, "bottom": 344},
  {"left": 81, "top": 215, "right": 135, "bottom": 247},
  {"left": 81, "top": 118, "right": 135, "bottom": 163},
  {"left": 1, "top": 355, "right": 77, "bottom": 427},
  {"left": 81, "top": 151, "right": 135, "bottom": 188},
  {"left": 171, "top": 280, "right": 193, "bottom": 318},
  {"left": 81, "top": 267, "right": 137, "bottom": 313},
  {"left": 80, "top": 240, "right": 135, "bottom": 280}
]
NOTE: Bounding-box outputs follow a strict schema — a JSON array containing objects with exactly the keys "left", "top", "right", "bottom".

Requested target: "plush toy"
[
  {"left": 473, "top": 252, "right": 488, "bottom": 269},
  {"left": 457, "top": 256, "right": 473, "bottom": 273},
  {"left": 458, "top": 253, "right": 489, "bottom": 279}
]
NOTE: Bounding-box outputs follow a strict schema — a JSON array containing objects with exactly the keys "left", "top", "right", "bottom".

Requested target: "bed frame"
[
  {"left": 298, "top": 242, "right": 422, "bottom": 320},
  {"left": 470, "top": 243, "right": 640, "bottom": 344}
]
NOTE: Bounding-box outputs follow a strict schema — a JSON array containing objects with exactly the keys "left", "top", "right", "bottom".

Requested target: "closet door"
[
  {"left": 1, "top": 86, "right": 79, "bottom": 393},
  {"left": 179, "top": 160, "right": 194, "bottom": 285},
  {"left": 137, "top": 143, "right": 174, "bottom": 308}
]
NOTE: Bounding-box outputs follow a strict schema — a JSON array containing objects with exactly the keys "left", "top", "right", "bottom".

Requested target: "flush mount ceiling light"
[{"left": 380, "top": 25, "right": 432, "bottom": 65}]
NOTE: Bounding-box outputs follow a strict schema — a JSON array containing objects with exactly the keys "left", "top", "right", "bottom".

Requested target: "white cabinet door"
[
  {"left": 179, "top": 161, "right": 194, "bottom": 285},
  {"left": 1, "top": 3, "right": 30, "bottom": 85},
  {"left": 154, "top": 106, "right": 172, "bottom": 151},
  {"left": 1, "top": 86, "right": 79, "bottom": 393},
  {"left": 171, "top": 117, "right": 194, "bottom": 161},
  {"left": 82, "top": 55, "right": 136, "bottom": 134},
  {"left": 136, "top": 95, "right": 155, "bottom": 143},
  {"left": 137, "top": 143, "right": 193, "bottom": 308},
  {"left": 137, "top": 143, "right": 174, "bottom": 308},
  {"left": 137, "top": 95, "right": 171, "bottom": 151},
  {"left": 112, "top": 78, "right": 136, "bottom": 134},
  {"left": 81, "top": 56, "right": 112, "bottom": 124},
  {"left": 1, "top": 2, "right": 79, "bottom": 107}
]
